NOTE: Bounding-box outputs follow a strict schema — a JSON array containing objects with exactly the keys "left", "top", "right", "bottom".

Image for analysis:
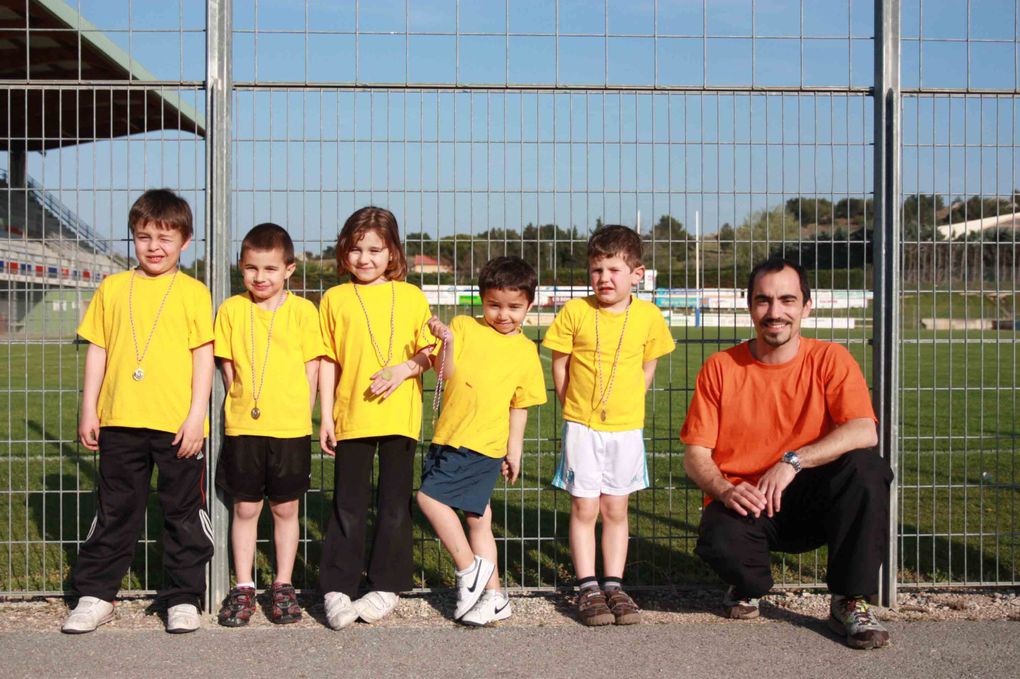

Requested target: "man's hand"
[
  {"left": 172, "top": 414, "right": 205, "bottom": 459},
  {"left": 502, "top": 451, "right": 521, "bottom": 484},
  {"left": 756, "top": 461, "right": 797, "bottom": 517},
  {"left": 719, "top": 482, "right": 768, "bottom": 518}
]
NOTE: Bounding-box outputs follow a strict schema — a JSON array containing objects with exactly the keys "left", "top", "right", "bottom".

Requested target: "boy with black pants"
[{"left": 62, "top": 189, "right": 215, "bottom": 634}]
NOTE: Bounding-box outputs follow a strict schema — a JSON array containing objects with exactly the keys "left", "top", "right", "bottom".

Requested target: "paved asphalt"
[{"left": 3, "top": 620, "right": 1018, "bottom": 678}]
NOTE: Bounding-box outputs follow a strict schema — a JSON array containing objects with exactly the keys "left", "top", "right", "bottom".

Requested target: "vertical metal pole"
[
  {"left": 873, "top": 0, "right": 900, "bottom": 608},
  {"left": 206, "top": 0, "right": 232, "bottom": 610}
]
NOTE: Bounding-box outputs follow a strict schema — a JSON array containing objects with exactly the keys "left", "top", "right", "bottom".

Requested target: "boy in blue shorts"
[
  {"left": 213, "top": 223, "right": 325, "bottom": 626},
  {"left": 62, "top": 189, "right": 215, "bottom": 634},
  {"left": 418, "top": 256, "right": 547, "bottom": 625},
  {"left": 542, "top": 225, "right": 675, "bottom": 626}
]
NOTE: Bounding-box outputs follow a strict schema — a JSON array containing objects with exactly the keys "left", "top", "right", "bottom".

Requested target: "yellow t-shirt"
[
  {"left": 432, "top": 316, "right": 547, "bottom": 458},
  {"left": 214, "top": 293, "right": 325, "bottom": 437},
  {"left": 319, "top": 280, "right": 436, "bottom": 441},
  {"left": 77, "top": 268, "right": 214, "bottom": 435},
  {"left": 542, "top": 295, "right": 674, "bottom": 432}
]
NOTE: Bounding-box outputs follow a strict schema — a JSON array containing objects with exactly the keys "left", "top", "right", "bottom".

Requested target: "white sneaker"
[
  {"left": 324, "top": 591, "right": 358, "bottom": 630},
  {"left": 454, "top": 556, "right": 495, "bottom": 620},
  {"left": 61, "top": 596, "right": 114, "bottom": 634},
  {"left": 353, "top": 591, "right": 398, "bottom": 623},
  {"left": 166, "top": 603, "right": 201, "bottom": 634},
  {"left": 460, "top": 590, "right": 512, "bottom": 627}
]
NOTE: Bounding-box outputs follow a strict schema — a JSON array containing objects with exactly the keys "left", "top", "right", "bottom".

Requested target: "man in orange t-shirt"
[{"left": 680, "top": 258, "right": 893, "bottom": 651}]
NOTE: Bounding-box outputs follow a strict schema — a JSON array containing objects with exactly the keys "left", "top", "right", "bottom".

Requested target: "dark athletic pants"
[
  {"left": 72, "top": 427, "right": 214, "bottom": 608},
  {"left": 318, "top": 435, "right": 416, "bottom": 597},
  {"left": 695, "top": 450, "right": 893, "bottom": 599}
]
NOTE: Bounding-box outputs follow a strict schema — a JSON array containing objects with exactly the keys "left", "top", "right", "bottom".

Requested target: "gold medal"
[
  {"left": 251, "top": 407, "right": 261, "bottom": 420},
  {"left": 600, "top": 410, "right": 607, "bottom": 422},
  {"left": 132, "top": 367, "right": 144, "bottom": 381},
  {"left": 381, "top": 367, "right": 393, "bottom": 381},
  {"left": 249, "top": 293, "right": 284, "bottom": 424}
]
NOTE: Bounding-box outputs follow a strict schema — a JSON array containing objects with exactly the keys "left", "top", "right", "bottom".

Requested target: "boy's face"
[
  {"left": 589, "top": 253, "right": 644, "bottom": 309},
  {"left": 132, "top": 220, "right": 191, "bottom": 277},
  {"left": 481, "top": 287, "right": 532, "bottom": 335},
  {"left": 241, "top": 247, "right": 296, "bottom": 304}
]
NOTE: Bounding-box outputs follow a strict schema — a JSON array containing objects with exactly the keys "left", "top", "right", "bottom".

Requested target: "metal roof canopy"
[{"left": 0, "top": 0, "right": 205, "bottom": 151}]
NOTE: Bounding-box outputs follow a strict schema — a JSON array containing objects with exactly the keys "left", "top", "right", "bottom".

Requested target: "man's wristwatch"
[{"left": 781, "top": 450, "right": 802, "bottom": 473}]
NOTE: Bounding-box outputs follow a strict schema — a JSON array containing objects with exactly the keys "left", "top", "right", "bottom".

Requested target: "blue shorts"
[{"left": 419, "top": 444, "right": 503, "bottom": 516}]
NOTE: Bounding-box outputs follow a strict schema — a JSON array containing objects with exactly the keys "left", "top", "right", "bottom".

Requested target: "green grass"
[{"left": 1, "top": 318, "right": 1017, "bottom": 594}]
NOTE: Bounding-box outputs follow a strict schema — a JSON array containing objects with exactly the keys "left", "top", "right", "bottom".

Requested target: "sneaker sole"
[
  {"left": 270, "top": 612, "right": 302, "bottom": 625},
  {"left": 726, "top": 606, "right": 760, "bottom": 620},
  {"left": 580, "top": 612, "right": 615, "bottom": 626},
  {"left": 217, "top": 616, "right": 251, "bottom": 628},
  {"left": 166, "top": 625, "right": 199, "bottom": 634},
  {"left": 613, "top": 611, "right": 642, "bottom": 625},
  {"left": 61, "top": 611, "right": 115, "bottom": 634},
  {"left": 826, "top": 615, "right": 890, "bottom": 650}
]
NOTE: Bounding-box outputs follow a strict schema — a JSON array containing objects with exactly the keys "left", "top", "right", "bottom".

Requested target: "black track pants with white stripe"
[{"left": 72, "top": 427, "right": 214, "bottom": 608}]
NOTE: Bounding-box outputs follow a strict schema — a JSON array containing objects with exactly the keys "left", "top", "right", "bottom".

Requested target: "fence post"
[
  {"left": 206, "top": 0, "right": 233, "bottom": 610},
  {"left": 873, "top": 0, "right": 901, "bottom": 609}
]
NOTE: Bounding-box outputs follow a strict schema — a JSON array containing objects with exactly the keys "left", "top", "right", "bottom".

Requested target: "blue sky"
[{"left": 9, "top": 1, "right": 1020, "bottom": 256}]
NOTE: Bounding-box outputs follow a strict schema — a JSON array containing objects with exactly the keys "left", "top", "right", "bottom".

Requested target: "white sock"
[
  {"left": 456, "top": 556, "right": 480, "bottom": 577},
  {"left": 236, "top": 581, "right": 255, "bottom": 590}
]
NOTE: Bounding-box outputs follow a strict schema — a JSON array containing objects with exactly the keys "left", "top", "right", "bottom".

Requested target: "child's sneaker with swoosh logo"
[
  {"left": 454, "top": 555, "right": 495, "bottom": 620},
  {"left": 460, "top": 589, "right": 512, "bottom": 626}
]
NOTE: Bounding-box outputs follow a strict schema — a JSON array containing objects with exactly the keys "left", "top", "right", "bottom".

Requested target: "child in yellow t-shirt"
[
  {"left": 542, "top": 225, "right": 675, "bottom": 627},
  {"left": 213, "top": 223, "right": 325, "bottom": 627},
  {"left": 62, "top": 189, "right": 215, "bottom": 635},
  {"left": 318, "top": 206, "right": 436, "bottom": 629},
  {"left": 418, "top": 256, "right": 547, "bottom": 626}
]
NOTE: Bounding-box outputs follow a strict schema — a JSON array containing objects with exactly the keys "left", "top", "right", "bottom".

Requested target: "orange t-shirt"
[{"left": 680, "top": 337, "right": 876, "bottom": 502}]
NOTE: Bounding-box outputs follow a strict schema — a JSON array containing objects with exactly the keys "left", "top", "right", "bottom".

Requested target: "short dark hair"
[
  {"left": 128, "top": 188, "right": 193, "bottom": 240},
  {"left": 241, "top": 223, "right": 295, "bottom": 265},
  {"left": 478, "top": 256, "right": 538, "bottom": 303},
  {"left": 336, "top": 206, "right": 408, "bottom": 281},
  {"left": 587, "top": 224, "right": 642, "bottom": 269},
  {"left": 746, "top": 257, "right": 812, "bottom": 306}
]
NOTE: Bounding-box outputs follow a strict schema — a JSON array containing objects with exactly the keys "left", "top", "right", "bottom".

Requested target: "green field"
[{"left": 1, "top": 321, "right": 1017, "bottom": 594}]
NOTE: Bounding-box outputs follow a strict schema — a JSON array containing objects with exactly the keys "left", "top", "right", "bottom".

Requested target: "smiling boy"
[
  {"left": 542, "top": 225, "right": 674, "bottom": 626},
  {"left": 418, "top": 256, "right": 547, "bottom": 626},
  {"left": 63, "top": 189, "right": 215, "bottom": 634},
  {"left": 213, "top": 223, "right": 325, "bottom": 626}
]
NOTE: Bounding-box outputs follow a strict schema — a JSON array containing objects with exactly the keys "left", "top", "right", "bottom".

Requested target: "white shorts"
[{"left": 552, "top": 421, "right": 648, "bottom": 498}]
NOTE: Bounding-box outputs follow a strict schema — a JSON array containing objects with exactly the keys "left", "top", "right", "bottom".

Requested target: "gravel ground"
[{"left": 2, "top": 587, "right": 1018, "bottom": 632}]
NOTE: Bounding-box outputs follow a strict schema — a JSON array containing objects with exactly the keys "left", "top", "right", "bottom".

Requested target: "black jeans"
[
  {"left": 72, "top": 427, "right": 213, "bottom": 608},
  {"left": 318, "top": 435, "right": 416, "bottom": 597},
  {"left": 695, "top": 450, "right": 893, "bottom": 598}
]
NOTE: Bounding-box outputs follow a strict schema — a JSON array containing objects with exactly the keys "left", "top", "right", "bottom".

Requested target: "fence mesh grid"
[{"left": 0, "top": 0, "right": 1016, "bottom": 596}]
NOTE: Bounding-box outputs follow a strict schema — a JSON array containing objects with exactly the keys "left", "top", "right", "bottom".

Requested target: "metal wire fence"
[{"left": 0, "top": 1, "right": 1016, "bottom": 602}]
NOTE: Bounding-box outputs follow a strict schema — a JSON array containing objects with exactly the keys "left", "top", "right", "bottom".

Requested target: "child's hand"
[
  {"left": 320, "top": 419, "right": 337, "bottom": 457},
  {"left": 502, "top": 452, "right": 521, "bottom": 484},
  {"left": 78, "top": 411, "right": 100, "bottom": 451},
  {"left": 369, "top": 362, "right": 412, "bottom": 401},
  {"left": 173, "top": 414, "right": 206, "bottom": 459},
  {"left": 427, "top": 316, "right": 452, "bottom": 343}
]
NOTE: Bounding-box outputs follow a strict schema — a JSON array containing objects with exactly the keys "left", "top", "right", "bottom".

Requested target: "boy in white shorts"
[{"left": 542, "top": 225, "right": 674, "bottom": 626}]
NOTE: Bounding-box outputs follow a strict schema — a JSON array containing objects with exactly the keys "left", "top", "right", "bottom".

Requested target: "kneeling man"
[{"left": 681, "top": 257, "right": 893, "bottom": 650}]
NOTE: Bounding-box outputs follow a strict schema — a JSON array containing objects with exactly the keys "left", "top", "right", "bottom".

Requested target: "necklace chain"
[
  {"left": 431, "top": 324, "right": 447, "bottom": 423},
  {"left": 249, "top": 292, "right": 285, "bottom": 418},
  {"left": 594, "top": 298, "right": 630, "bottom": 422},
  {"left": 128, "top": 268, "right": 178, "bottom": 379},
  {"left": 353, "top": 281, "right": 395, "bottom": 369}
]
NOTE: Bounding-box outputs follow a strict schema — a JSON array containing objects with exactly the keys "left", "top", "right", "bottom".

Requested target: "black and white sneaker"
[
  {"left": 460, "top": 590, "right": 511, "bottom": 627},
  {"left": 454, "top": 555, "right": 495, "bottom": 620}
]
